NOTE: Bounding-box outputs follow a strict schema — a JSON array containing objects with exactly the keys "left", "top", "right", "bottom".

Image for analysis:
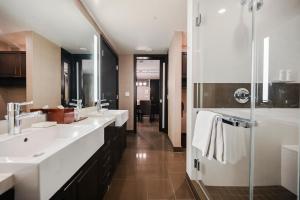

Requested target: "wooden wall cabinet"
[
  {"left": 0, "top": 51, "right": 26, "bottom": 78},
  {"left": 51, "top": 122, "right": 127, "bottom": 200}
]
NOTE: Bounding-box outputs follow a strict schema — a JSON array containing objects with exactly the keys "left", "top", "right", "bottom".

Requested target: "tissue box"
[{"left": 31, "top": 108, "right": 75, "bottom": 124}]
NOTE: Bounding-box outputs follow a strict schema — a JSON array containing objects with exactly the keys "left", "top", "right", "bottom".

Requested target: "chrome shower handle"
[{"left": 234, "top": 88, "right": 250, "bottom": 104}]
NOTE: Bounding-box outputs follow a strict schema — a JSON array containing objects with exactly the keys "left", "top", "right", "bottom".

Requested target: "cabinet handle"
[{"left": 63, "top": 170, "right": 83, "bottom": 191}]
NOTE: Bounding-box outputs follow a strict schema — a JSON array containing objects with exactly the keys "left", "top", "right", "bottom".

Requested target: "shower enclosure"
[{"left": 188, "top": 0, "right": 300, "bottom": 199}]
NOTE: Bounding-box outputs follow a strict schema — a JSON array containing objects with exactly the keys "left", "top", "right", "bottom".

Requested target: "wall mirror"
[{"left": 0, "top": 0, "right": 100, "bottom": 119}]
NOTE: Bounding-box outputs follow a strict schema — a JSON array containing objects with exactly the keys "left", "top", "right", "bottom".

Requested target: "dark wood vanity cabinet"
[
  {"left": 77, "top": 159, "right": 100, "bottom": 200},
  {"left": 0, "top": 188, "right": 14, "bottom": 200},
  {"left": 51, "top": 122, "right": 127, "bottom": 200},
  {"left": 0, "top": 51, "right": 26, "bottom": 78}
]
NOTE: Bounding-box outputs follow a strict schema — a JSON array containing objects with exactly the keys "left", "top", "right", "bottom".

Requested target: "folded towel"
[
  {"left": 215, "top": 117, "right": 225, "bottom": 162},
  {"left": 207, "top": 116, "right": 220, "bottom": 160},
  {"left": 192, "top": 111, "right": 221, "bottom": 157},
  {"left": 223, "top": 123, "right": 247, "bottom": 164},
  {"left": 193, "top": 110, "right": 247, "bottom": 164}
]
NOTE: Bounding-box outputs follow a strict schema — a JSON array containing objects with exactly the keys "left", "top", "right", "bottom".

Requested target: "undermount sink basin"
[
  {"left": 0, "top": 123, "right": 105, "bottom": 200},
  {"left": 87, "top": 110, "right": 128, "bottom": 127}
]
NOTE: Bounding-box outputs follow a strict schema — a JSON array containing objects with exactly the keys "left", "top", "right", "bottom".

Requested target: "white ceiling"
[
  {"left": 82, "top": 0, "right": 187, "bottom": 54},
  {"left": 136, "top": 60, "right": 160, "bottom": 80},
  {"left": 0, "top": 0, "right": 96, "bottom": 54}
]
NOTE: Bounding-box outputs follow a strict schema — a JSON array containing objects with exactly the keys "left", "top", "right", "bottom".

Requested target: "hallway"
[{"left": 104, "top": 121, "right": 194, "bottom": 200}]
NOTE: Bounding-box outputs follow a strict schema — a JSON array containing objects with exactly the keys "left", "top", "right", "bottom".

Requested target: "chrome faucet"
[
  {"left": 69, "top": 99, "right": 82, "bottom": 109},
  {"left": 7, "top": 101, "right": 42, "bottom": 135},
  {"left": 96, "top": 99, "right": 110, "bottom": 112},
  {"left": 69, "top": 99, "right": 82, "bottom": 121}
]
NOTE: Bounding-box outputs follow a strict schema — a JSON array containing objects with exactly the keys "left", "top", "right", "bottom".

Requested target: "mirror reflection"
[{"left": 0, "top": 0, "right": 99, "bottom": 120}]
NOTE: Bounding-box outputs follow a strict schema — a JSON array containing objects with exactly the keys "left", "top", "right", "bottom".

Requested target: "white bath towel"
[
  {"left": 223, "top": 123, "right": 247, "bottom": 164},
  {"left": 207, "top": 116, "right": 220, "bottom": 160},
  {"left": 192, "top": 111, "right": 221, "bottom": 157},
  {"left": 215, "top": 117, "right": 225, "bottom": 162},
  {"left": 193, "top": 110, "right": 247, "bottom": 164}
]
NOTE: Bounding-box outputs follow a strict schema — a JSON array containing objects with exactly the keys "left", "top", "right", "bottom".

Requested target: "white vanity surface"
[
  {"left": 0, "top": 108, "right": 128, "bottom": 200},
  {"left": 82, "top": 108, "right": 128, "bottom": 127},
  {"left": 0, "top": 173, "right": 14, "bottom": 195}
]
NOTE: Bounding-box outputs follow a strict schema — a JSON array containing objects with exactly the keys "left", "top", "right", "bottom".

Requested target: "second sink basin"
[{"left": 87, "top": 110, "right": 128, "bottom": 127}]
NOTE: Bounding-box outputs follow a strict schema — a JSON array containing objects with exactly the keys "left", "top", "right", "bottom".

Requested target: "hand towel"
[
  {"left": 207, "top": 116, "right": 222, "bottom": 160},
  {"left": 223, "top": 123, "right": 247, "bottom": 164},
  {"left": 215, "top": 117, "right": 225, "bottom": 162},
  {"left": 192, "top": 111, "right": 220, "bottom": 157}
]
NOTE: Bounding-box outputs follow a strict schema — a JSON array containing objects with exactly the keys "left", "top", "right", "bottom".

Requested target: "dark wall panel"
[
  {"left": 100, "top": 37, "right": 118, "bottom": 109},
  {"left": 193, "top": 83, "right": 300, "bottom": 108}
]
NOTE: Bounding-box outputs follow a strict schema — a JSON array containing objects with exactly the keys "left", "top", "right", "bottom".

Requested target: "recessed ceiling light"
[
  {"left": 218, "top": 8, "right": 227, "bottom": 14},
  {"left": 80, "top": 47, "right": 87, "bottom": 51},
  {"left": 135, "top": 46, "right": 152, "bottom": 52},
  {"left": 137, "top": 56, "right": 150, "bottom": 60}
]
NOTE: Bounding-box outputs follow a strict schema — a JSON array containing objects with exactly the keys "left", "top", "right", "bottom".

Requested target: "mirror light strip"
[
  {"left": 262, "top": 37, "right": 270, "bottom": 102},
  {"left": 93, "top": 34, "right": 98, "bottom": 102}
]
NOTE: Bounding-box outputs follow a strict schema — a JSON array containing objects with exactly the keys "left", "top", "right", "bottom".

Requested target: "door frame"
[{"left": 133, "top": 54, "right": 168, "bottom": 133}]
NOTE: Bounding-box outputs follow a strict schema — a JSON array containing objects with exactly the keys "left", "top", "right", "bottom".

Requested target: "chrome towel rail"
[{"left": 196, "top": 111, "right": 257, "bottom": 128}]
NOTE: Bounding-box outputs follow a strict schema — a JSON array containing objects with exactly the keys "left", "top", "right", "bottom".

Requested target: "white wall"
[
  {"left": 119, "top": 55, "right": 134, "bottom": 130},
  {"left": 194, "top": 0, "right": 252, "bottom": 83},
  {"left": 193, "top": 0, "right": 300, "bottom": 84},
  {"left": 168, "top": 32, "right": 183, "bottom": 147},
  {"left": 26, "top": 31, "right": 61, "bottom": 108},
  {"left": 256, "top": 0, "right": 300, "bottom": 83}
]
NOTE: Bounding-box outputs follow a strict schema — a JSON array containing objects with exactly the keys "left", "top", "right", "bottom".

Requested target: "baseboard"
[
  {"left": 186, "top": 173, "right": 201, "bottom": 200},
  {"left": 126, "top": 130, "right": 136, "bottom": 134},
  {"left": 181, "top": 132, "right": 186, "bottom": 148},
  {"left": 185, "top": 173, "right": 211, "bottom": 200},
  {"left": 165, "top": 134, "right": 185, "bottom": 152},
  {"left": 173, "top": 147, "right": 185, "bottom": 152}
]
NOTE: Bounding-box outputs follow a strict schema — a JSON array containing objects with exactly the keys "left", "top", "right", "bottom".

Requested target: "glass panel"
[
  {"left": 191, "top": 0, "right": 254, "bottom": 199},
  {"left": 254, "top": 0, "right": 300, "bottom": 199}
]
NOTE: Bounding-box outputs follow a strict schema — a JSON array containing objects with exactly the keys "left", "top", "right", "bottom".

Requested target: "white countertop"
[
  {"left": 82, "top": 109, "right": 129, "bottom": 127},
  {"left": 73, "top": 115, "right": 115, "bottom": 128},
  {"left": 0, "top": 173, "right": 14, "bottom": 195},
  {"left": 0, "top": 108, "right": 128, "bottom": 200}
]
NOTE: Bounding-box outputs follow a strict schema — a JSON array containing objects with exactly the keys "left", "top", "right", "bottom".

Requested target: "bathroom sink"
[
  {"left": 0, "top": 125, "right": 91, "bottom": 158},
  {"left": 0, "top": 123, "right": 105, "bottom": 200},
  {"left": 87, "top": 110, "right": 128, "bottom": 127}
]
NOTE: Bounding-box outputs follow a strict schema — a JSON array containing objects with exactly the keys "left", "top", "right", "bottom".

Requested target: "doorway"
[{"left": 134, "top": 55, "right": 168, "bottom": 133}]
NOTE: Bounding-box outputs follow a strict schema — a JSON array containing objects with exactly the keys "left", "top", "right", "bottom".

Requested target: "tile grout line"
[{"left": 168, "top": 172, "right": 177, "bottom": 200}]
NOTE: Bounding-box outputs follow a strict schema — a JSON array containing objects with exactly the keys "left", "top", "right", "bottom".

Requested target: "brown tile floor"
[
  {"left": 206, "top": 185, "right": 297, "bottom": 200},
  {"left": 104, "top": 120, "right": 195, "bottom": 200}
]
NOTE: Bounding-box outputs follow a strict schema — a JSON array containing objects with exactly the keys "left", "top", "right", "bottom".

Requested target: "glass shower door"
[
  {"left": 192, "top": 0, "right": 254, "bottom": 199},
  {"left": 252, "top": 0, "right": 300, "bottom": 199}
]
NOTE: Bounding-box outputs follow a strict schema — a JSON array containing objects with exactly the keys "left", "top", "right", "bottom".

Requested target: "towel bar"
[{"left": 196, "top": 111, "right": 257, "bottom": 128}]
